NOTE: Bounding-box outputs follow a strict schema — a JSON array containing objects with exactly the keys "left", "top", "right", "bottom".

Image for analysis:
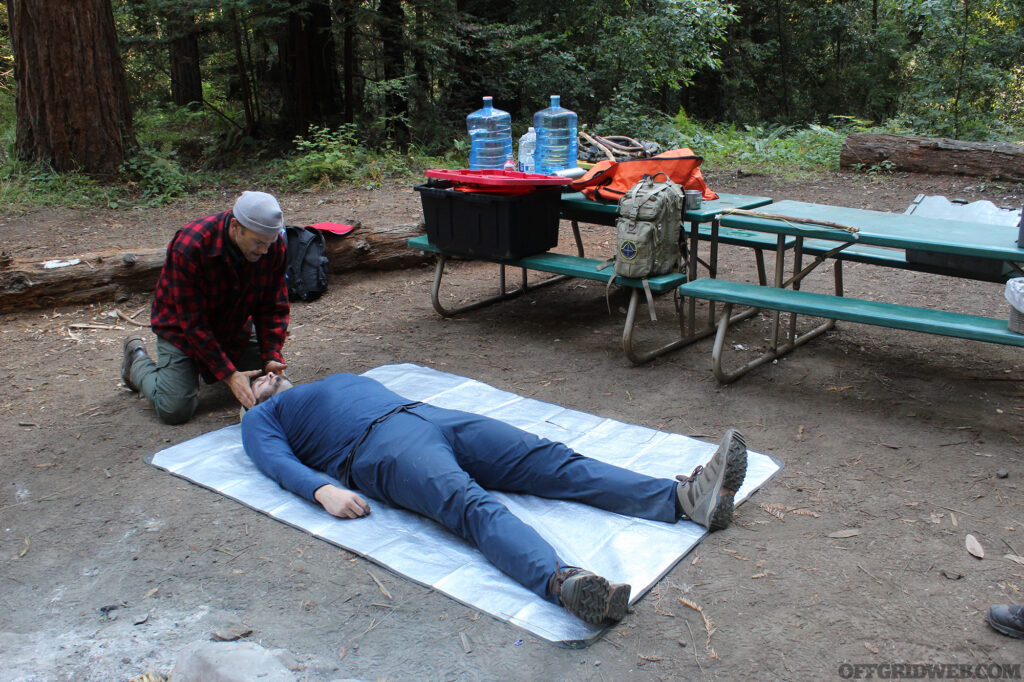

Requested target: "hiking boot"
[
  {"left": 121, "top": 334, "right": 148, "bottom": 391},
  {"left": 676, "top": 429, "right": 748, "bottom": 531},
  {"left": 987, "top": 605, "right": 1024, "bottom": 639},
  {"left": 549, "top": 567, "right": 630, "bottom": 625}
]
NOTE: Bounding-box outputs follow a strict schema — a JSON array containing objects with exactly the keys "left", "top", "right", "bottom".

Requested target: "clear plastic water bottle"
[
  {"left": 466, "top": 96, "right": 513, "bottom": 170},
  {"left": 533, "top": 95, "right": 578, "bottom": 174},
  {"left": 518, "top": 127, "right": 537, "bottom": 174}
]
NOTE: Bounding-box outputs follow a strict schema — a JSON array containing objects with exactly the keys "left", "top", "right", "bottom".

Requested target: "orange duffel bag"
[{"left": 569, "top": 148, "right": 718, "bottom": 203}]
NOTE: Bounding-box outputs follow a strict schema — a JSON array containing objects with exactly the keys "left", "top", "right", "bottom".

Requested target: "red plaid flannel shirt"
[{"left": 151, "top": 210, "right": 289, "bottom": 382}]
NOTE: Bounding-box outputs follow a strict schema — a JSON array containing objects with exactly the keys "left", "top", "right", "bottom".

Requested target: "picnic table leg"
[
  {"left": 769, "top": 234, "right": 787, "bottom": 351},
  {"left": 710, "top": 299, "right": 838, "bottom": 384},
  {"left": 429, "top": 254, "right": 578, "bottom": 317},
  {"left": 788, "top": 237, "right": 804, "bottom": 344},
  {"left": 570, "top": 220, "right": 585, "bottom": 257},
  {"left": 622, "top": 288, "right": 695, "bottom": 365},
  {"left": 685, "top": 219, "right": 701, "bottom": 338},
  {"left": 671, "top": 217, "right": 765, "bottom": 360},
  {"left": 754, "top": 248, "right": 768, "bottom": 285}
]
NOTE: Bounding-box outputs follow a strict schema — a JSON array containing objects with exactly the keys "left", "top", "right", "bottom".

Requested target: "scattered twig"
[
  {"left": 368, "top": 570, "right": 393, "bottom": 600},
  {"left": 685, "top": 621, "right": 705, "bottom": 675},
  {"left": 116, "top": 309, "right": 149, "bottom": 327},
  {"left": 858, "top": 564, "right": 884, "bottom": 585},
  {"left": 68, "top": 323, "right": 119, "bottom": 330},
  {"left": 719, "top": 207, "right": 861, "bottom": 234},
  {"left": 679, "top": 597, "right": 718, "bottom": 659}
]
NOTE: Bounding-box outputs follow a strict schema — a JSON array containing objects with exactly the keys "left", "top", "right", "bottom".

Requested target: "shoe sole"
[
  {"left": 719, "top": 429, "right": 748, "bottom": 493},
  {"left": 562, "top": 574, "right": 631, "bottom": 624},
  {"left": 676, "top": 430, "right": 748, "bottom": 530},
  {"left": 121, "top": 334, "right": 146, "bottom": 390},
  {"left": 707, "top": 491, "right": 735, "bottom": 531},
  {"left": 988, "top": 612, "right": 1024, "bottom": 639},
  {"left": 605, "top": 582, "right": 630, "bottom": 622}
]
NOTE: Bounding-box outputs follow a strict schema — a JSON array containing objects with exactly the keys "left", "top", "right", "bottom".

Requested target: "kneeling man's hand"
[
  {"left": 264, "top": 360, "right": 287, "bottom": 375},
  {"left": 315, "top": 484, "right": 371, "bottom": 519},
  {"left": 227, "top": 369, "right": 263, "bottom": 408}
]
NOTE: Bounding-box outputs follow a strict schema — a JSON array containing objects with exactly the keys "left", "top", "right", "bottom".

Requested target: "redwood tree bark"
[
  {"left": 277, "top": 0, "right": 341, "bottom": 136},
  {"left": 168, "top": 14, "right": 203, "bottom": 107},
  {"left": 340, "top": 1, "right": 357, "bottom": 124},
  {"left": 8, "top": 0, "right": 136, "bottom": 175},
  {"left": 378, "top": 0, "right": 408, "bottom": 146}
]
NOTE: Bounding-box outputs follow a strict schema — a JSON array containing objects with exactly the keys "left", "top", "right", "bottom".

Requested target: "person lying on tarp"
[{"left": 240, "top": 372, "right": 747, "bottom": 626}]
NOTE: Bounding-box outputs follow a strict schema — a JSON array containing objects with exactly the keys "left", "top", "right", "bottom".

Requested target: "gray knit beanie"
[{"left": 233, "top": 191, "right": 284, "bottom": 236}]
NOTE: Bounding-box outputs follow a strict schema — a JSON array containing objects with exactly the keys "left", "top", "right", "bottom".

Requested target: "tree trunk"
[
  {"left": 8, "top": 0, "right": 136, "bottom": 175},
  {"left": 277, "top": 0, "right": 342, "bottom": 136},
  {"left": 227, "top": 8, "right": 255, "bottom": 133},
  {"left": 0, "top": 223, "right": 431, "bottom": 313},
  {"left": 840, "top": 133, "right": 1024, "bottom": 181},
  {"left": 340, "top": 1, "right": 357, "bottom": 125},
  {"left": 378, "top": 0, "right": 409, "bottom": 146},
  {"left": 168, "top": 14, "right": 203, "bottom": 107}
]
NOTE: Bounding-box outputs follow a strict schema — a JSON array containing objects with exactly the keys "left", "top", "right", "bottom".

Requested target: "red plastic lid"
[
  {"left": 425, "top": 168, "right": 573, "bottom": 187},
  {"left": 309, "top": 221, "right": 356, "bottom": 235}
]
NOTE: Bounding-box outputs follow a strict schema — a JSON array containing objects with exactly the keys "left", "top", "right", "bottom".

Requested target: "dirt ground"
[{"left": 1, "top": 167, "right": 1023, "bottom": 681}]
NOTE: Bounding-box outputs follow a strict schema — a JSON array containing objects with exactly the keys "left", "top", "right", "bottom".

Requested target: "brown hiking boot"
[
  {"left": 549, "top": 567, "right": 630, "bottom": 625},
  {"left": 121, "top": 334, "right": 148, "bottom": 391},
  {"left": 675, "top": 429, "right": 748, "bottom": 531}
]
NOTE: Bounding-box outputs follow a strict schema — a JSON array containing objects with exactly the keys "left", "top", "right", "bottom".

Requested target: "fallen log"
[
  {"left": 0, "top": 221, "right": 429, "bottom": 314},
  {"left": 840, "top": 133, "right": 1024, "bottom": 181}
]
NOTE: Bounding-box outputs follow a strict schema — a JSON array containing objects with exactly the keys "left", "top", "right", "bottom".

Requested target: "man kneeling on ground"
[
  {"left": 121, "top": 191, "right": 289, "bottom": 424},
  {"left": 240, "top": 372, "right": 748, "bottom": 625}
]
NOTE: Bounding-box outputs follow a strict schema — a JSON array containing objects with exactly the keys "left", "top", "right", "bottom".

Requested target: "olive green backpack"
[{"left": 609, "top": 173, "right": 684, "bottom": 320}]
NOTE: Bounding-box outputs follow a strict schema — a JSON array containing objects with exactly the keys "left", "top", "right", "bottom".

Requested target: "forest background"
[{"left": 1, "top": 0, "right": 1024, "bottom": 208}]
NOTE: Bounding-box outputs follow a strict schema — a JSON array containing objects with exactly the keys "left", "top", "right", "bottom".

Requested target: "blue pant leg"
[
  {"left": 413, "top": 404, "right": 679, "bottom": 523},
  {"left": 347, "top": 411, "right": 564, "bottom": 601}
]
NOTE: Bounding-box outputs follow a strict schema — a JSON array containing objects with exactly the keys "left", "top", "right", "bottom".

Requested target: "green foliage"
[
  {"left": 3, "top": 0, "right": 1022, "bottom": 213},
  {"left": 0, "top": 163, "right": 124, "bottom": 213},
  {"left": 282, "top": 124, "right": 429, "bottom": 188},
  {"left": 120, "top": 148, "right": 193, "bottom": 204},
  {"left": 690, "top": 120, "right": 845, "bottom": 175},
  {"left": 850, "top": 159, "right": 898, "bottom": 175},
  {"left": 703, "top": 0, "right": 1024, "bottom": 140},
  {"left": 891, "top": 0, "right": 1024, "bottom": 140},
  {"left": 592, "top": 96, "right": 692, "bottom": 149}
]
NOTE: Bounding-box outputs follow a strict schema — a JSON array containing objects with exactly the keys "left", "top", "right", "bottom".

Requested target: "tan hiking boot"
[
  {"left": 676, "top": 429, "right": 747, "bottom": 531},
  {"left": 549, "top": 567, "right": 630, "bottom": 625}
]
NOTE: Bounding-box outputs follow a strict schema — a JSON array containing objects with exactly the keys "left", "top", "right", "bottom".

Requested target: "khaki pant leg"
[{"left": 131, "top": 337, "right": 200, "bottom": 425}]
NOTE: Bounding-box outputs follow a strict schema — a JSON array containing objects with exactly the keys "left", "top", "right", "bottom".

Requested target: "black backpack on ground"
[{"left": 284, "top": 225, "right": 329, "bottom": 302}]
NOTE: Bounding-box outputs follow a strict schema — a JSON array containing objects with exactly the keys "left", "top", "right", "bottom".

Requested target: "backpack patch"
[{"left": 284, "top": 225, "right": 329, "bottom": 302}]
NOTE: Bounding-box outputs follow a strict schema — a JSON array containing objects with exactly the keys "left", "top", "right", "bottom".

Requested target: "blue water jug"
[
  {"left": 533, "top": 95, "right": 578, "bottom": 175},
  {"left": 467, "top": 96, "right": 513, "bottom": 170}
]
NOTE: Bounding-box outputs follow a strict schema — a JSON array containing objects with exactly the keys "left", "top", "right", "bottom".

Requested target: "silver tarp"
[{"left": 147, "top": 363, "right": 782, "bottom": 646}]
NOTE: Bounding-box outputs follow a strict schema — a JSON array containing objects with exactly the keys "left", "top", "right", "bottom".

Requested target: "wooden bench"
[
  {"left": 407, "top": 235, "right": 690, "bottom": 364},
  {"left": 678, "top": 277, "right": 1024, "bottom": 382}
]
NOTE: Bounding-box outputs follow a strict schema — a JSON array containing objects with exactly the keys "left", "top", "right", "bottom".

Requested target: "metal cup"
[{"left": 684, "top": 190, "right": 702, "bottom": 211}]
